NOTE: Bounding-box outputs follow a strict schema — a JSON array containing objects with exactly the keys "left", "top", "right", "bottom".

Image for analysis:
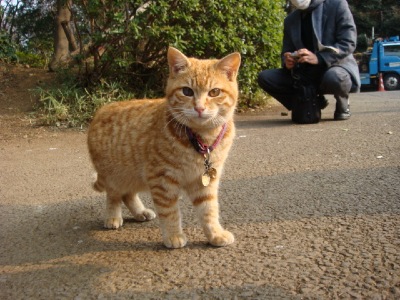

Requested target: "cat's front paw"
[
  {"left": 209, "top": 230, "right": 234, "bottom": 247},
  {"left": 163, "top": 233, "right": 187, "bottom": 249},
  {"left": 133, "top": 208, "right": 156, "bottom": 222},
  {"left": 104, "top": 217, "right": 123, "bottom": 229}
]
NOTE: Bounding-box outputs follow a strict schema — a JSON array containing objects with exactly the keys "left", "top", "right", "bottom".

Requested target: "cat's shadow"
[{"left": 2, "top": 196, "right": 226, "bottom": 267}]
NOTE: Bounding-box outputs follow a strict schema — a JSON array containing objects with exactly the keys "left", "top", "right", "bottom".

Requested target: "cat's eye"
[
  {"left": 208, "top": 88, "right": 221, "bottom": 97},
  {"left": 182, "top": 87, "right": 194, "bottom": 96}
]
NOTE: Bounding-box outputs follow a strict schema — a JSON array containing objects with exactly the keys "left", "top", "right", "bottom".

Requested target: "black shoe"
[
  {"left": 318, "top": 95, "right": 329, "bottom": 110},
  {"left": 334, "top": 110, "right": 351, "bottom": 120}
]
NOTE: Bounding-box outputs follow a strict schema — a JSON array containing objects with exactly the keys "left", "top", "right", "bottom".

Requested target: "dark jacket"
[{"left": 282, "top": 0, "right": 361, "bottom": 91}]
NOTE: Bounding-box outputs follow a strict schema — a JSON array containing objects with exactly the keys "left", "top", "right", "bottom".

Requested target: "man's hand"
[
  {"left": 283, "top": 52, "right": 297, "bottom": 70},
  {"left": 284, "top": 49, "right": 319, "bottom": 69},
  {"left": 297, "top": 49, "right": 318, "bottom": 64}
]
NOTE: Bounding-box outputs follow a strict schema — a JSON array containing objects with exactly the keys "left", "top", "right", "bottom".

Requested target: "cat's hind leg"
[
  {"left": 104, "top": 191, "right": 124, "bottom": 229},
  {"left": 122, "top": 193, "right": 156, "bottom": 221}
]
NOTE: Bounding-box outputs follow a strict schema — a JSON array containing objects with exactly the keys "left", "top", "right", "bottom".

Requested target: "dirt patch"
[{"left": 0, "top": 63, "right": 60, "bottom": 140}]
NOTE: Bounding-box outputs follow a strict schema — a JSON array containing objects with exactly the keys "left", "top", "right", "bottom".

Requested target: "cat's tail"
[{"left": 92, "top": 173, "right": 105, "bottom": 192}]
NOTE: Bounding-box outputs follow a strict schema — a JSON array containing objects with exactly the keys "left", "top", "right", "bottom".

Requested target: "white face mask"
[{"left": 290, "top": 0, "right": 311, "bottom": 10}]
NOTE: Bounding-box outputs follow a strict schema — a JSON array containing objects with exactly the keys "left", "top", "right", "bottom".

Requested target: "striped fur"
[{"left": 87, "top": 47, "right": 241, "bottom": 248}]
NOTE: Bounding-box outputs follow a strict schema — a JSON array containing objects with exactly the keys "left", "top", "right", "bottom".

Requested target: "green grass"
[{"left": 34, "top": 80, "right": 134, "bottom": 127}]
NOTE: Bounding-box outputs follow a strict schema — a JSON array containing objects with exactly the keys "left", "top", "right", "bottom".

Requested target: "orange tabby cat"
[{"left": 87, "top": 47, "right": 241, "bottom": 248}]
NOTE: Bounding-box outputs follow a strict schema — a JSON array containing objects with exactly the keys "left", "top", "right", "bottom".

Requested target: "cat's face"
[{"left": 166, "top": 47, "right": 241, "bottom": 130}]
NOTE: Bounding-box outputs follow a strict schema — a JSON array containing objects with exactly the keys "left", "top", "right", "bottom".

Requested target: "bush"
[
  {"left": 16, "top": 51, "right": 47, "bottom": 68},
  {"left": 74, "top": 0, "right": 285, "bottom": 105},
  {"left": 0, "top": 31, "right": 18, "bottom": 62}
]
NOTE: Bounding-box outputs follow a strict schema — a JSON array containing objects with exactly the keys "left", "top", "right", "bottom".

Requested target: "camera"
[{"left": 290, "top": 51, "right": 300, "bottom": 59}]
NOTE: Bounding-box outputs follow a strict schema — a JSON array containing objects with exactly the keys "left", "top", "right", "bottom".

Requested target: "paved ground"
[{"left": 1, "top": 90, "right": 399, "bottom": 299}]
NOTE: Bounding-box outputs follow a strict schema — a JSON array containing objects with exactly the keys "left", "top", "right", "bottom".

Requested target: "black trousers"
[{"left": 258, "top": 65, "right": 355, "bottom": 113}]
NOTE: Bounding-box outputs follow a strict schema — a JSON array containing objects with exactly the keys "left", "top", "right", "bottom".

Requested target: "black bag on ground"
[{"left": 291, "top": 84, "right": 321, "bottom": 124}]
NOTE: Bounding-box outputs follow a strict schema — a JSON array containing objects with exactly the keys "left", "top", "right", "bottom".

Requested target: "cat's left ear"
[
  {"left": 216, "top": 52, "right": 241, "bottom": 81},
  {"left": 168, "top": 47, "right": 190, "bottom": 75}
]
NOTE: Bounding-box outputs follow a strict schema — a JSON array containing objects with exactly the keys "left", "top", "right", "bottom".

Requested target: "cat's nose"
[{"left": 194, "top": 107, "right": 205, "bottom": 117}]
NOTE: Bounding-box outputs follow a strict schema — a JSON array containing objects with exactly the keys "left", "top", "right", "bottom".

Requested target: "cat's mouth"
[
  {"left": 190, "top": 115, "right": 226, "bottom": 130},
  {"left": 169, "top": 108, "right": 223, "bottom": 129},
  {"left": 191, "top": 112, "right": 215, "bottom": 123},
  {"left": 192, "top": 108, "right": 218, "bottom": 121},
  {"left": 194, "top": 114, "right": 211, "bottom": 120}
]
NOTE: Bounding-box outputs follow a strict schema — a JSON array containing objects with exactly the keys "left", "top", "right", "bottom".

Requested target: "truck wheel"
[{"left": 383, "top": 74, "right": 400, "bottom": 91}]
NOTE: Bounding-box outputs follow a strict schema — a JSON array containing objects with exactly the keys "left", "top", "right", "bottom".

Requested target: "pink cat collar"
[{"left": 185, "top": 123, "right": 227, "bottom": 155}]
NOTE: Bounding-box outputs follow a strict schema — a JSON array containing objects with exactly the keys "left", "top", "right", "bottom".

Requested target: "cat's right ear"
[
  {"left": 216, "top": 52, "right": 241, "bottom": 81},
  {"left": 168, "top": 47, "right": 190, "bottom": 75}
]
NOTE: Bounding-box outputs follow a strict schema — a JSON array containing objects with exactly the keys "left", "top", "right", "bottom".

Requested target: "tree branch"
[{"left": 61, "top": 21, "right": 78, "bottom": 52}]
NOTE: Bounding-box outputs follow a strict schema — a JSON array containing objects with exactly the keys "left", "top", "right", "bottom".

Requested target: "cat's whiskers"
[
  {"left": 165, "top": 109, "right": 189, "bottom": 138},
  {"left": 210, "top": 114, "right": 225, "bottom": 128},
  {"left": 177, "top": 121, "right": 186, "bottom": 138},
  {"left": 165, "top": 108, "right": 185, "bottom": 126},
  {"left": 164, "top": 110, "right": 179, "bottom": 130},
  {"left": 174, "top": 112, "right": 189, "bottom": 127},
  {"left": 171, "top": 114, "right": 185, "bottom": 136}
]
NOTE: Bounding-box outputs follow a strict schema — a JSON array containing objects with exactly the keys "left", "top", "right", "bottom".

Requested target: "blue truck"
[{"left": 357, "top": 36, "right": 400, "bottom": 90}]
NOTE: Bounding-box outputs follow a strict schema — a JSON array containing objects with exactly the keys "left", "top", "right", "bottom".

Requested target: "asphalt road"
[{"left": 1, "top": 91, "right": 399, "bottom": 299}]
